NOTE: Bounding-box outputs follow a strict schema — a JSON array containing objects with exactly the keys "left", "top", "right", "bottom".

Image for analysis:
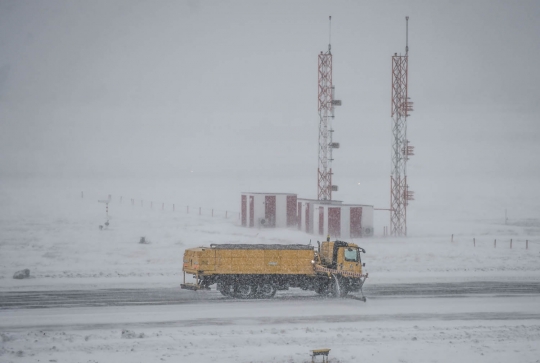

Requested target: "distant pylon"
[
  {"left": 318, "top": 16, "right": 341, "bottom": 201},
  {"left": 390, "top": 16, "right": 414, "bottom": 236}
]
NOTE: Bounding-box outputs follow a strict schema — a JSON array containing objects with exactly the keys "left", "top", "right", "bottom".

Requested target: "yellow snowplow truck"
[{"left": 181, "top": 239, "right": 368, "bottom": 301}]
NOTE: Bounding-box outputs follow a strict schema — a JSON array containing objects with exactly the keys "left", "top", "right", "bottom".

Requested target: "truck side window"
[{"left": 344, "top": 248, "right": 358, "bottom": 262}]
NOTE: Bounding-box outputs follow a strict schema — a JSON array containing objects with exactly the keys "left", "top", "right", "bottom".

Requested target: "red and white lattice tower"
[
  {"left": 390, "top": 16, "right": 414, "bottom": 236},
  {"left": 318, "top": 16, "right": 341, "bottom": 201}
]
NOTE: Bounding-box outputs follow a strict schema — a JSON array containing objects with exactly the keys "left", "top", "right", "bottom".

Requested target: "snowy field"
[
  {"left": 1, "top": 176, "right": 539, "bottom": 362},
  {"left": 1, "top": 176, "right": 539, "bottom": 291},
  {"left": 2, "top": 297, "right": 540, "bottom": 363}
]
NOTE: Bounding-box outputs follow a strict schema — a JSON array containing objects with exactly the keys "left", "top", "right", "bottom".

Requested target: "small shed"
[
  {"left": 241, "top": 192, "right": 297, "bottom": 228},
  {"left": 297, "top": 198, "right": 342, "bottom": 234},
  {"left": 298, "top": 199, "right": 373, "bottom": 238}
]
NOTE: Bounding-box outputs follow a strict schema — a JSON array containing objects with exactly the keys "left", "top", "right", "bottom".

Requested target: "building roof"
[
  {"left": 298, "top": 198, "right": 343, "bottom": 204},
  {"left": 241, "top": 192, "right": 297, "bottom": 196}
]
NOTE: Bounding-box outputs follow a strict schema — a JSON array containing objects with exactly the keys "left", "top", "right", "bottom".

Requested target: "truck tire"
[
  {"left": 234, "top": 284, "right": 256, "bottom": 299},
  {"left": 338, "top": 284, "right": 349, "bottom": 298},
  {"left": 315, "top": 283, "right": 330, "bottom": 296},
  {"left": 218, "top": 282, "right": 233, "bottom": 297},
  {"left": 257, "top": 283, "right": 277, "bottom": 298}
]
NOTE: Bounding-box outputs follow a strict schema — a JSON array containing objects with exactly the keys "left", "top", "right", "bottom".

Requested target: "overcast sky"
[{"left": 0, "top": 0, "right": 539, "bottom": 184}]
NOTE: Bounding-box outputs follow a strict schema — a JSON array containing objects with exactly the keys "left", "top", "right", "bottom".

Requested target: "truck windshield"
[{"left": 344, "top": 248, "right": 358, "bottom": 262}]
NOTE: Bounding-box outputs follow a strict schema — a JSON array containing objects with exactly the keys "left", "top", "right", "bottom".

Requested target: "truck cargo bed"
[{"left": 183, "top": 244, "right": 316, "bottom": 276}]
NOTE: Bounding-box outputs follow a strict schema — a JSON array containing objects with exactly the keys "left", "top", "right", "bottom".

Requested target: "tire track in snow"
[
  {"left": 2, "top": 312, "right": 540, "bottom": 332},
  {"left": 1, "top": 281, "right": 539, "bottom": 310}
]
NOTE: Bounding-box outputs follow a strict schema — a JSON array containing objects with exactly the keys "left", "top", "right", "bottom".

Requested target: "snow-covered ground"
[
  {"left": 1, "top": 176, "right": 539, "bottom": 362},
  {"left": 2, "top": 296, "right": 540, "bottom": 363},
  {"left": 1, "top": 176, "right": 538, "bottom": 291}
]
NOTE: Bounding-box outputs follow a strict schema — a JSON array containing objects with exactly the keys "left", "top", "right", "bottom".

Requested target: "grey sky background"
[{"left": 0, "top": 0, "right": 539, "bottom": 187}]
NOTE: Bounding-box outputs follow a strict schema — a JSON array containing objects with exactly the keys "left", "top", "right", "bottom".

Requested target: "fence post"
[
  {"left": 494, "top": 239, "right": 496, "bottom": 248},
  {"left": 451, "top": 234, "right": 453, "bottom": 242},
  {"left": 510, "top": 239, "right": 512, "bottom": 249},
  {"left": 473, "top": 238, "right": 475, "bottom": 247},
  {"left": 526, "top": 240, "right": 528, "bottom": 249}
]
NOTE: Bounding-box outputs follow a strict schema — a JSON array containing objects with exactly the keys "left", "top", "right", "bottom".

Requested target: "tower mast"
[
  {"left": 390, "top": 16, "right": 414, "bottom": 236},
  {"left": 318, "top": 16, "right": 341, "bottom": 201}
]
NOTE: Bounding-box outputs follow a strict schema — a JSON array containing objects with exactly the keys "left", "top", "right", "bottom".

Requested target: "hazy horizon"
[{"left": 1, "top": 1, "right": 539, "bottom": 209}]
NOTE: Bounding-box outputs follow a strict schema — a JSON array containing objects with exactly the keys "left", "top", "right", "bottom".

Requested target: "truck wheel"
[
  {"left": 257, "top": 283, "right": 277, "bottom": 299},
  {"left": 234, "top": 284, "right": 255, "bottom": 299},
  {"left": 340, "top": 279, "right": 350, "bottom": 298},
  {"left": 338, "top": 285, "right": 349, "bottom": 298},
  {"left": 315, "top": 284, "right": 330, "bottom": 296},
  {"left": 218, "top": 282, "right": 233, "bottom": 297}
]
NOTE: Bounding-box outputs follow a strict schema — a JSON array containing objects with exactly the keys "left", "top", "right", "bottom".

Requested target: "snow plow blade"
[
  {"left": 180, "top": 283, "right": 210, "bottom": 291},
  {"left": 347, "top": 295, "right": 367, "bottom": 302}
]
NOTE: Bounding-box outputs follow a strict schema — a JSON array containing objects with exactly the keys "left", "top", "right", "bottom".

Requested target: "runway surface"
[{"left": 1, "top": 281, "right": 539, "bottom": 310}]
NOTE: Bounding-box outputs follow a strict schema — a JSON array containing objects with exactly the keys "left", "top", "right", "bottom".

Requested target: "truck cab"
[{"left": 319, "top": 240, "right": 364, "bottom": 274}]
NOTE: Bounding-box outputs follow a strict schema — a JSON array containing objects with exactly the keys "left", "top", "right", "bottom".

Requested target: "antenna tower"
[
  {"left": 318, "top": 16, "right": 341, "bottom": 201},
  {"left": 390, "top": 16, "right": 414, "bottom": 236}
]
